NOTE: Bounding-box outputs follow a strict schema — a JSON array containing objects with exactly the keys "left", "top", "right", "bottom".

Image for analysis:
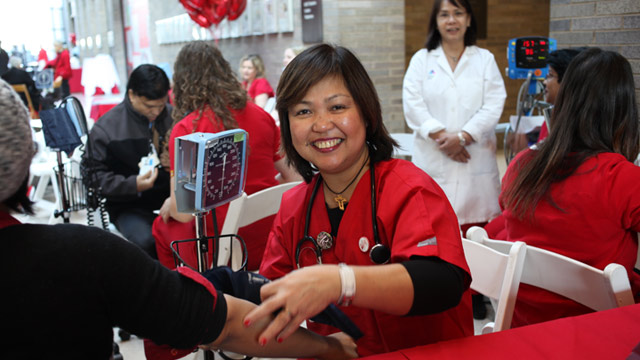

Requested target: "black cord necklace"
[{"left": 323, "top": 153, "right": 370, "bottom": 211}]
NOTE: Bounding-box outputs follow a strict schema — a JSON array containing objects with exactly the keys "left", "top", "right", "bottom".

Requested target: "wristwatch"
[{"left": 457, "top": 132, "right": 467, "bottom": 146}]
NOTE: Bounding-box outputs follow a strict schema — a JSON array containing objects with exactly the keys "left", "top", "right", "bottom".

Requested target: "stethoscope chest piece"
[{"left": 370, "top": 243, "right": 391, "bottom": 265}]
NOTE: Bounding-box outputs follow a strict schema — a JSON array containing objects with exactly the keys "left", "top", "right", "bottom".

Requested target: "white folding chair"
[
  {"left": 217, "top": 181, "right": 302, "bottom": 270},
  {"left": 461, "top": 236, "right": 526, "bottom": 334},
  {"left": 467, "top": 226, "right": 636, "bottom": 312},
  {"left": 390, "top": 132, "right": 414, "bottom": 159}
]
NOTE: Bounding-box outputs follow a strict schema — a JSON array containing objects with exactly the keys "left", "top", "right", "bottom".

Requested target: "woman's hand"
[
  {"left": 243, "top": 264, "right": 342, "bottom": 345},
  {"left": 159, "top": 197, "right": 172, "bottom": 223},
  {"left": 431, "top": 131, "right": 472, "bottom": 163},
  {"left": 319, "top": 332, "right": 358, "bottom": 360}
]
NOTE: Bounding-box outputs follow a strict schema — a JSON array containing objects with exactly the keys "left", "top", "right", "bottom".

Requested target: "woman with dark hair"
[
  {"left": 0, "top": 78, "right": 356, "bottom": 360},
  {"left": 536, "top": 47, "right": 586, "bottom": 141},
  {"left": 403, "top": 0, "right": 506, "bottom": 235},
  {"left": 244, "top": 44, "right": 473, "bottom": 356},
  {"left": 501, "top": 48, "right": 640, "bottom": 327},
  {"left": 153, "top": 41, "right": 300, "bottom": 271},
  {"left": 239, "top": 53, "right": 274, "bottom": 109}
]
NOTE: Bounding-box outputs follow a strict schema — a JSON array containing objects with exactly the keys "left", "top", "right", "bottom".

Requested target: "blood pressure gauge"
[{"left": 174, "top": 129, "right": 248, "bottom": 213}]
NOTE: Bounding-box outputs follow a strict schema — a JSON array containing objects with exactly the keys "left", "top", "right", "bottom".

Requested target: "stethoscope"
[{"left": 295, "top": 160, "right": 391, "bottom": 268}]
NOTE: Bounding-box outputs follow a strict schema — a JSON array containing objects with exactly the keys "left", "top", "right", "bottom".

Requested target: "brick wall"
[
  {"left": 322, "top": 0, "right": 406, "bottom": 132},
  {"left": 549, "top": 0, "right": 640, "bottom": 99},
  {"left": 404, "top": 0, "right": 550, "bottom": 138}
]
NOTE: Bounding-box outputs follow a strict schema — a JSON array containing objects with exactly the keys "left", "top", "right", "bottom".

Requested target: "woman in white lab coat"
[{"left": 402, "top": 0, "right": 506, "bottom": 231}]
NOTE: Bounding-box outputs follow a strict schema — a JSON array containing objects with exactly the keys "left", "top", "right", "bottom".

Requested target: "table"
[
  {"left": 89, "top": 94, "right": 123, "bottom": 121},
  {"left": 361, "top": 304, "right": 640, "bottom": 360}
]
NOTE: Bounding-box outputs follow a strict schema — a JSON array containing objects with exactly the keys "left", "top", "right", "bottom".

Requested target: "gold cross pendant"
[{"left": 334, "top": 195, "right": 347, "bottom": 211}]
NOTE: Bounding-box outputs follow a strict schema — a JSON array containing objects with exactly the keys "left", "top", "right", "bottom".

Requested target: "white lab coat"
[{"left": 403, "top": 46, "right": 506, "bottom": 225}]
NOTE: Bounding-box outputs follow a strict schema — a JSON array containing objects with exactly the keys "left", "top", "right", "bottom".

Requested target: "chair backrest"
[
  {"left": 467, "top": 226, "right": 636, "bottom": 312},
  {"left": 11, "top": 84, "right": 37, "bottom": 118},
  {"left": 390, "top": 133, "right": 414, "bottom": 159},
  {"left": 461, "top": 237, "right": 527, "bottom": 334},
  {"left": 264, "top": 97, "right": 276, "bottom": 114},
  {"left": 217, "top": 181, "right": 302, "bottom": 269}
]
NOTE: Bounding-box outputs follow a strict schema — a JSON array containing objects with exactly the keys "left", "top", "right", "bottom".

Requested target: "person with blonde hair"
[{"left": 239, "top": 53, "right": 274, "bottom": 108}]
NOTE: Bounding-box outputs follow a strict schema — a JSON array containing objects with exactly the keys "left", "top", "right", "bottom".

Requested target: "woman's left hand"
[
  {"left": 435, "top": 132, "right": 471, "bottom": 162},
  {"left": 243, "top": 264, "right": 342, "bottom": 345}
]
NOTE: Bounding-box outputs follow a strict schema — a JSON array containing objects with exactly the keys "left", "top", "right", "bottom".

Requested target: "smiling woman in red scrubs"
[{"left": 243, "top": 44, "right": 474, "bottom": 357}]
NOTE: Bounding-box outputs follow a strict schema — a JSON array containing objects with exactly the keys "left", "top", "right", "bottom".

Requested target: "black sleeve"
[
  {"left": 401, "top": 256, "right": 468, "bottom": 316},
  {"left": 60, "top": 224, "right": 228, "bottom": 348}
]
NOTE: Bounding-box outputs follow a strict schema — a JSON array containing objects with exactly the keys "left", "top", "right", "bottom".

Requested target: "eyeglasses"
[
  {"left": 437, "top": 10, "right": 467, "bottom": 20},
  {"left": 545, "top": 73, "right": 557, "bottom": 80}
]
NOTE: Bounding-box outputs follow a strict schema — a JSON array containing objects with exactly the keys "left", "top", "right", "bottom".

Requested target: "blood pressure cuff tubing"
[{"left": 202, "top": 266, "right": 364, "bottom": 340}]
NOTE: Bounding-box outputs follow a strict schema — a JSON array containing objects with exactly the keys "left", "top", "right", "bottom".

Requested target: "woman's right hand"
[
  {"left": 243, "top": 264, "right": 342, "bottom": 345},
  {"left": 319, "top": 332, "right": 358, "bottom": 360}
]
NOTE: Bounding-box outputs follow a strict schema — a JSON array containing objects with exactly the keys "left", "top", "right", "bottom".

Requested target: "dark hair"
[
  {"left": 126, "top": 64, "right": 170, "bottom": 100},
  {"left": 276, "top": 44, "right": 397, "bottom": 183},
  {"left": 502, "top": 48, "right": 639, "bottom": 220},
  {"left": 4, "top": 176, "right": 34, "bottom": 215},
  {"left": 425, "top": 0, "right": 477, "bottom": 50},
  {"left": 172, "top": 41, "right": 246, "bottom": 131},
  {"left": 546, "top": 47, "right": 587, "bottom": 83}
]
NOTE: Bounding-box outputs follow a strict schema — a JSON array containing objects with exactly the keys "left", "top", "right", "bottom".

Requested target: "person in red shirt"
[
  {"left": 239, "top": 54, "right": 274, "bottom": 109},
  {"left": 46, "top": 41, "right": 72, "bottom": 98},
  {"left": 243, "top": 44, "right": 473, "bottom": 357},
  {"left": 153, "top": 41, "right": 301, "bottom": 271},
  {"left": 500, "top": 48, "right": 640, "bottom": 327}
]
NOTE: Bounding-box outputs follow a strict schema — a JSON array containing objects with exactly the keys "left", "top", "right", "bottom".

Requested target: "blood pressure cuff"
[{"left": 202, "top": 266, "right": 364, "bottom": 340}]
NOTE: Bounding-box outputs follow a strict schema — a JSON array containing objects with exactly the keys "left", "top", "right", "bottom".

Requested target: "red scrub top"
[
  {"left": 153, "top": 103, "right": 282, "bottom": 270},
  {"left": 501, "top": 150, "right": 640, "bottom": 327},
  {"left": 260, "top": 159, "right": 473, "bottom": 356},
  {"left": 243, "top": 77, "right": 274, "bottom": 101}
]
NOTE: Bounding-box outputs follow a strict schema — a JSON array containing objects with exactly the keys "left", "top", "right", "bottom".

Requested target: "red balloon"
[
  {"left": 180, "top": 0, "right": 213, "bottom": 28},
  {"left": 227, "top": 0, "right": 246, "bottom": 21},
  {"left": 202, "top": 0, "right": 229, "bottom": 26}
]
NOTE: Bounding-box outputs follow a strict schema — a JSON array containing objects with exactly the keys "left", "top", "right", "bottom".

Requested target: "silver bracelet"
[{"left": 337, "top": 263, "right": 356, "bottom": 306}]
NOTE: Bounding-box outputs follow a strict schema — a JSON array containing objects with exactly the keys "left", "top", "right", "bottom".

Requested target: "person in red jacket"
[{"left": 46, "top": 41, "right": 72, "bottom": 98}]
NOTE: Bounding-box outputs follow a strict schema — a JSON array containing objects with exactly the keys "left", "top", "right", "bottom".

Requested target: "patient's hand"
[
  {"left": 319, "top": 332, "right": 358, "bottom": 360},
  {"left": 159, "top": 197, "right": 172, "bottom": 223}
]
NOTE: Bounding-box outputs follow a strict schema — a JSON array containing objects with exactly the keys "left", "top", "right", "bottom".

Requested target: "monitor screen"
[{"left": 515, "top": 38, "right": 549, "bottom": 69}]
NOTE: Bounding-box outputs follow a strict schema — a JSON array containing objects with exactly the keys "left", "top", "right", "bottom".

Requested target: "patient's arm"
[{"left": 202, "top": 294, "right": 357, "bottom": 360}]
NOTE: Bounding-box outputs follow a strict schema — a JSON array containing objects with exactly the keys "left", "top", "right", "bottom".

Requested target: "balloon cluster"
[{"left": 179, "top": 0, "right": 247, "bottom": 28}]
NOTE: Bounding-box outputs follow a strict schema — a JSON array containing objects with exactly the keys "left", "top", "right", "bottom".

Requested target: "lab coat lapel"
[
  {"left": 452, "top": 46, "right": 475, "bottom": 78},
  {"left": 434, "top": 47, "right": 455, "bottom": 80}
]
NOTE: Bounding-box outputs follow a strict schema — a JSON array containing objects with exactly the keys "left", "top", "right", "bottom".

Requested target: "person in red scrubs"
[
  {"left": 243, "top": 44, "right": 474, "bottom": 357},
  {"left": 153, "top": 41, "right": 301, "bottom": 271},
  {"left": 239, "top": 54, "right": 274, "bottom": 109},
  {"left": 501, "top": 48, "right": 640, "bottom": 327}
]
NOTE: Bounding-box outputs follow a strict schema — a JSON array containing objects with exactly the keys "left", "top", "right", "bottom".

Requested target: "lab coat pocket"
[
  {"left": 423, "top": 72, "right": 449, "bottom": 99},
  {"left": 458, "top": 77, "right": 483, "bottom": 114}
]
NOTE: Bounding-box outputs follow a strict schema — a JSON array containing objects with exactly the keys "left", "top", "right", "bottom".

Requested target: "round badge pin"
[
  {"left": 316, "top": 231, "right": 334, "bottom": 250},
  {"left": 358, "top": 236, "right": 370, "bottom": 252}
]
